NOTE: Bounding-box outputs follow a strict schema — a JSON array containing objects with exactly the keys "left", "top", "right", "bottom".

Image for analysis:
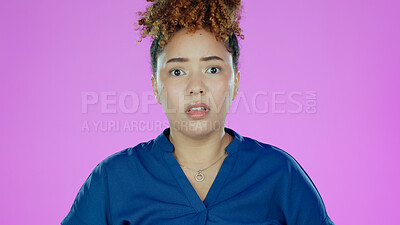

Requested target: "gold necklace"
[{"left": 179, "top": 151, "right": 227, "bottom": 182}]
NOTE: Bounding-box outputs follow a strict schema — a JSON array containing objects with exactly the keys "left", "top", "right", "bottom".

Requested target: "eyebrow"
[{"left": 166, "top": 56, "right": 224, "bottom": 64}]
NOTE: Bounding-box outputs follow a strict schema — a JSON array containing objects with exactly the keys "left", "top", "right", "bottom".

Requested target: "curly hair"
[{"left": 135, "top": 0, "right": 245, "bottom": 74}]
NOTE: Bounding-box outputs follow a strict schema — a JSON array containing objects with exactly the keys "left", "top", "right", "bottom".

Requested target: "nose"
[{"left": 186, "top": 73, "right": 207, "bottom": 96}]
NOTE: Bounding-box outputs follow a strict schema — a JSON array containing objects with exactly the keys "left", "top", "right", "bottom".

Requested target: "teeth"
[{"left": 189, "top": 107, "right": 206, "bottom": 112}]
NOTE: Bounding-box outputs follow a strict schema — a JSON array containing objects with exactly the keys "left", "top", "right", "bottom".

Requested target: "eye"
[
  {"left": 169, "top": 69, "right": 185, "bottom": 77},
  {"left": 207, "top": 67, "right": 221, "bottom": 74}
]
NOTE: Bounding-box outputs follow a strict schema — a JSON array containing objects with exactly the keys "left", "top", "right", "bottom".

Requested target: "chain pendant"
[{"left": 194, "top": 170, "right": 205, "bottom": 182}]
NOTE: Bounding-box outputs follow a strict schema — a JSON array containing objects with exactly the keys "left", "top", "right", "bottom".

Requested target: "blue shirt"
[{"left": 62, "top": 127, "right": 334, "bottom": 225}]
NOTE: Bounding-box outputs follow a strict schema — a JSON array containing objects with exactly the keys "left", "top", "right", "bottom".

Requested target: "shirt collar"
[{"left": 153, "top": 127, "right": 244, "bottom": 155}]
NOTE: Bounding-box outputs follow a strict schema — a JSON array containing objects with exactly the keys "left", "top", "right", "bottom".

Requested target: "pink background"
[{"left": 1, "top": 0, "right": 399, "bottom": 224}]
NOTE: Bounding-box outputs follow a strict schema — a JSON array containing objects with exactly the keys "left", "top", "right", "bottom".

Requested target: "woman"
[{"left": 62, "top": 0, "right": 334, "bottom": 224}]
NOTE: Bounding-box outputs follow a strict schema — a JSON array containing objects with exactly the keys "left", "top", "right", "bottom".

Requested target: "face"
[{"left": 151, "top": 28, "right": 240, "bottom": 138}]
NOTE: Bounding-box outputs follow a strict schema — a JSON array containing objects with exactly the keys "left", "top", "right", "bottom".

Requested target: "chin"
[{"left": 171, "top": 119, "right": 225, "bottom": 138}]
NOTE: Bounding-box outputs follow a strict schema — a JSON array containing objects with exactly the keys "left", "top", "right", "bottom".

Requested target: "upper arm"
[
  {"left": 279, "top": 154, "right": 334, "bottom": 225},
  {"left": 61, "top": 163, "right": 111, "bottom": 225}
]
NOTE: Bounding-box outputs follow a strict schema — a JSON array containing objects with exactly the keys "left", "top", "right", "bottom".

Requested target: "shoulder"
[
  {"left": 240, "top": 135, "right": 300, "bottom": 169},
  {"left": 241, "top": 136, "right": 324, "bottom": 199},
  {"left": 92, "top": 139, "right": 156, "bottom": 173},
  {"left": 236, "top": 135, "right": 313, "bottom": 184}
]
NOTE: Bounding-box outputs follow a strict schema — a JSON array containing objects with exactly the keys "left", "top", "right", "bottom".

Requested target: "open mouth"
[{"left": 185, "top": 102, "right": 210, "bottom": 119}]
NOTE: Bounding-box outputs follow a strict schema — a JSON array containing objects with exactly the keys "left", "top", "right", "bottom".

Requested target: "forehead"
[{"left": 160, "top": 28, "right": 232, "bottom": 63}]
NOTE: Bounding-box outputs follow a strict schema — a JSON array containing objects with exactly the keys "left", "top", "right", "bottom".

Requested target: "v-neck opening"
[
  {"left": 158, "top": 127, "right": 243, "bottom": 212},
  {"left": 164, "top": 149, "right": 238, "bottom": 212},
  {"left": 191, "top": 153, "right": 228, "bottom": 205},
  {"left": 201, "top": 152, "right": 235, "bottom": 206}
]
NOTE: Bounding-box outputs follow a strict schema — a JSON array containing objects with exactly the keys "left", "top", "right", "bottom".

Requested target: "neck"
[{"left": 169, "top": 127, "right": 233, "bottom": 167}]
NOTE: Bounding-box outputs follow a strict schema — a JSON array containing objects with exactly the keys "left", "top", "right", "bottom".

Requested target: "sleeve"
[
  {"left": 279, "top": 154, "right": 335, "bottom": 225},
  {"left": 61, "top": 163, "right": 111, "bottom": 225}
]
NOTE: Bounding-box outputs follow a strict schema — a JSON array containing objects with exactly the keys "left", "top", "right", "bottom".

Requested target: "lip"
[
  {"left": 185, "top": 102, "right": 210, "bottom": 113},
  {"left": 185, "top": 102, "right": 210, "bottom": 119}
]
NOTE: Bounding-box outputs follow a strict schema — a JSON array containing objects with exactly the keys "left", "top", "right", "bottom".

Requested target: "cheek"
[
  {"left": 213, "top": 80, "right": 234, "bottom": 99},
  {"left": 160, "top": 85, "right": 183, "bottom": 109},
  {"left": 165, "top": 86, "right": 180, "bottom": 98},
  {"left": 209, "top": 82, "right": 234, "bottom": 113}
]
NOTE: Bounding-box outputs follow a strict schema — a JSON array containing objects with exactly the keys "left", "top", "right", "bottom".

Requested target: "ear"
[
  {"left": 151, "top": 74, "right": 161, "bottom": 104},
  {"left": 232, "top": 70, "right": 241, "bottom": 100}
]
